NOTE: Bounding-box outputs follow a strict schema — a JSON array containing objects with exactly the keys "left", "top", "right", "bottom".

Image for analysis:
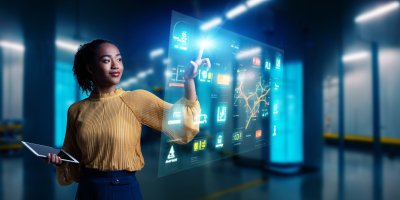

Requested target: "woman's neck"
[{"left": 94, "top": 86, "right": 117, "bottom": 94}]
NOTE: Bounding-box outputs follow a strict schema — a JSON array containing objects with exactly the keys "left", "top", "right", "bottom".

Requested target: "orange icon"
[{"left": 256, "top": 130, "right": 262, "bottom": 138}]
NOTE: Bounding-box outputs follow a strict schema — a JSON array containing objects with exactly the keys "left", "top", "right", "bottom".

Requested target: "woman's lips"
[{"left": 110, "top": 72, "right": 120, "bottom": 77}]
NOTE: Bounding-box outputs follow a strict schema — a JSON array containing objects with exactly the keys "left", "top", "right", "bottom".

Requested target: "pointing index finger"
[{"left": 196, "top": 46, "right": 204, "bottom": 61}]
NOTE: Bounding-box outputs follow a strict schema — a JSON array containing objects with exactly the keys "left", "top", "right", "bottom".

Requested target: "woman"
[{"left": 47, "top": 39, "right": 210, "bottom": 199}]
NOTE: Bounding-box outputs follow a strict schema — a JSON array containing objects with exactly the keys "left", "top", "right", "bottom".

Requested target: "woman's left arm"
[{"left": 121, "top": 47, "right": 210, "bottom": 144}]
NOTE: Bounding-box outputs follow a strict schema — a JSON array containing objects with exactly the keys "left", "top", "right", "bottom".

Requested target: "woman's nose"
[{"left": 111, "top": 60, "right": 119, "bottom": 69}]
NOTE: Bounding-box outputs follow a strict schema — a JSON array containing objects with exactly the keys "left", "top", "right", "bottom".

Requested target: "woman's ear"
[{"left": 86, "top": 65, "right": 93, "bottom": 75}]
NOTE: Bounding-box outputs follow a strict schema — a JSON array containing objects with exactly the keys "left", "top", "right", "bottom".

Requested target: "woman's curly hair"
[{"left": 73, "top": 39, "right": 112, "bottom": 94}]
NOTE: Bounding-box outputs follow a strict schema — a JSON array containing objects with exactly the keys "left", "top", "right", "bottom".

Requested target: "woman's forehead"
[{"left": 97, "top": 43, "right": 120, "bottom": 56}]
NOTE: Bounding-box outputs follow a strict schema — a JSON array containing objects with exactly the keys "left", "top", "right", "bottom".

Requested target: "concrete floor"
[{"left": 1, "top": 144, "right": 400, "bottom": 200}]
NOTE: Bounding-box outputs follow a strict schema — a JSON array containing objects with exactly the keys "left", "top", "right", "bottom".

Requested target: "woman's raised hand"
[{"left": 185, "top": 46, "right": 211, "bottom": 80}]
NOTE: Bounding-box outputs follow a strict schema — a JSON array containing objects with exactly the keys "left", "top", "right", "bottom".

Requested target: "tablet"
[{"left": 21, "top": 141, "right": 79, "bottom": 164}]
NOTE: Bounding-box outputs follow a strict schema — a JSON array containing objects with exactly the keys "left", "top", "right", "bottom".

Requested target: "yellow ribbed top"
[{"left": 56, "top": 88, "right": 200, "bottom": 185}]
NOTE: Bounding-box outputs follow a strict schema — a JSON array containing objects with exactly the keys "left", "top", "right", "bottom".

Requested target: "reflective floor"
[{"left": 1, "top": 144, "right": 400, "bottom": 200}]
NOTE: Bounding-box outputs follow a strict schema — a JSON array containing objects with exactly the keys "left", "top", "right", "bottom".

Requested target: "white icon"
[
  {"left": 173, "top": 111, "right": 181, "bottom": 118},
  {"left": 274, "top": 83, "right": 279, "bottom": 90},
  {"left": 273, "top": 104, "right": 278, "bottom": 115},
  {"left": 216, "top": 134, "right": 224, "bottom": 148},
  {"left": 181, "top": 31, "right": 187, "bottom": 43},
  {"left": 194, "top": 112, "right": 208, "bottom": 125},
  {"left": 168, "top": 111, "right": 182, "bottom": 125},
  {"left": 202, "top": 70, "right": 208, "bottom": 79},
  {"left": 217, "top": 106, "right": 227, "bottom": 122},
  {"left": 167, "top": 120, "right": 181, "bottom": 125},
  {"left": 261, "top": 110, "right": 268, "bottom": 117},
  {"left": 167, "top": 146, "right": 175, "bottom": 159},
  {"left": 165, "top": 146, "right": 178, "bottom": 164},
  {"left": 276, "top": 58, "right": 281, "bottom": 69},
  {"left": 200, "top": 114, "right": 208, "bottom": 124},
  {"left": 265, "top": 60, "right": 271, "bottom": 70}
]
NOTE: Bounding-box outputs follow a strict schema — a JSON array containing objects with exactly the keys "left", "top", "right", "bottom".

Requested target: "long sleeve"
[
  {"left": 56, "top": 105, "right": 82, "bottom": 185},
  {"left": 121, "top": 90, "right": 200, "bottom": 144}
]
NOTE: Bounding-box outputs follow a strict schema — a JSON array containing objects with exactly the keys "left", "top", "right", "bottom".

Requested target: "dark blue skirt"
[{"left": 76, "top": 168, "right": 142, "bottom": 200}]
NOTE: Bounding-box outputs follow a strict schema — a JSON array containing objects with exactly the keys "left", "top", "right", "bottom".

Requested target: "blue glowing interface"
[{"left": 158, "top": 11, "right": 283, "bottom": 177}]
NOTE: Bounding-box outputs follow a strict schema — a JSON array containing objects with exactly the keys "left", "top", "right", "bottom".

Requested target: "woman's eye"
[
  {"left": 102, "top": 59, "right": 110, "bottom": 63},
  {"left": 118, "top": 58, "right": 122, "bottom": 62}
]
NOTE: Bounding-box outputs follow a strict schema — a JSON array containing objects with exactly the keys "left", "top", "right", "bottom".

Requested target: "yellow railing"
[
  {"left": 0, "top": 122, "right": 23, "bottom": 152},
  {"left": 324, "top": 132, "right": 400, "bottom": 145},
  {"left": 0, "top": 124, "right": 23, "bottom": 132}
]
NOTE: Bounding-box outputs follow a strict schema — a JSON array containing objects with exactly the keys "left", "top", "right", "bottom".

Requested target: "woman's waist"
[
  {"left": 79, "top": 157, "right": 145, "bottom": 172},
  {"left": 81, "top": 167, "right": 136, "bottom": 178}
]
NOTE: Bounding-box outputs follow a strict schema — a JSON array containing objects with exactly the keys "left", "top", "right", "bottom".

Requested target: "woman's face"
[{"left": 91, "top": 43, "right": 124, "bottom": 89}]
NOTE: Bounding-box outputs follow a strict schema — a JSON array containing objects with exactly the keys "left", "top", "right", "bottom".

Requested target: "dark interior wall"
[
  {"left": 302, "top": 1, "right": 346, "bottom": 170},
  {"left": 21, "top": 1, "right": 57, "bottom": 199}
]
